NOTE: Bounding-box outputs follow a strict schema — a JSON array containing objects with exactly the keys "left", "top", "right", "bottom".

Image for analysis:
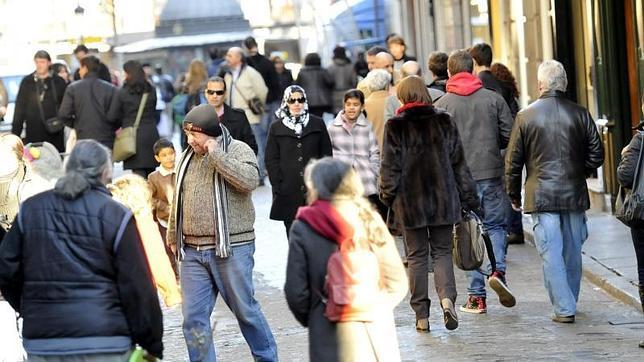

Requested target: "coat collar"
[
  {"left": 332, "top": 111, "right": 368, "bottom": 127},
  {"left": 539, "top": 90, "right": 566, "bottom": 99}
]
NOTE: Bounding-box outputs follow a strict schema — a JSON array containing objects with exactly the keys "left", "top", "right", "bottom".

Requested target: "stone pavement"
[{"left": 161, "top": 185, "right": 644, "bottom": 361}]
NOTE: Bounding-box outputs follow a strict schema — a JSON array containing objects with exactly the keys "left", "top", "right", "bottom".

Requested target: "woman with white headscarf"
[{"left": 265, "top": 85, "right": 333, "bottom": 236}]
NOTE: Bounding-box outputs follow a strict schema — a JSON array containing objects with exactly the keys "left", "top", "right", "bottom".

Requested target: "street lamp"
[
  {"left": 74, "top": 2, "right": 85, "bottom": 44},
  {"left": 74, "top": 4, "right": 85, "bottom": 16}
]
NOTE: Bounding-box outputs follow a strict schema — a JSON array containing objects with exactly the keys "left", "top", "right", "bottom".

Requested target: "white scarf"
[{"left": 275, "top": 85, "right": 310, "bottom": 136}]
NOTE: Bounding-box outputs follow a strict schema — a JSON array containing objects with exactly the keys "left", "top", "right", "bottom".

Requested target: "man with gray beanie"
[{"left": 167, "top": 104, "right": 277, "bottom": 361}]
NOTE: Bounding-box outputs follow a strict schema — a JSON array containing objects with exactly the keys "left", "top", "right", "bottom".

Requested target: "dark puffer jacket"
[
  {"left": 380, "top": 104, "right": 479, "bottom": 228},
  {"left": 0, "top": 186, "right": 163, "bottom": 358},
  {"left": 505, "top": 90, "right": 604, "bottom": 213}
]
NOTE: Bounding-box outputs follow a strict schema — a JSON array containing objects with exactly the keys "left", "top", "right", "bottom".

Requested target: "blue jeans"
[
  {"left": 531, "top": 212, "right": 588, "bottom": 317},
  {"left": 181, "top": 243, "right": 278, "bottom": 362},
  {"left": 466, "top": 177, "right": 508, "bottom": 297},
  {"left": 252, "top": 101, "right": 279, "bottom": 180}
]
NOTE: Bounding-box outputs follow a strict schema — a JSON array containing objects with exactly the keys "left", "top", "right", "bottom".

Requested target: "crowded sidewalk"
[{"left": 154, "top": 185, "right": 644, "bottom": 361}]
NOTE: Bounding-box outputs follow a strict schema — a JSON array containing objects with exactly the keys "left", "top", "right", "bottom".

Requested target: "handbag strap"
[
  {"left": 232, "top": 79, "right": 250, "bottom": 103},
  {"left": 133, "top": 93, "right": 149, "bottom": 129}
]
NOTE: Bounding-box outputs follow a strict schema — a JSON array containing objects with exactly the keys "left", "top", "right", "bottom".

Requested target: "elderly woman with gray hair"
[
  {"left": 363, "top": 69, "right": 393, "bottom": 150},
  {"left": 285, "top": 157, "right": 407, "bottom": 361},
  {"left": 0, "top": 139, "right": 164, "bottom": 360}
]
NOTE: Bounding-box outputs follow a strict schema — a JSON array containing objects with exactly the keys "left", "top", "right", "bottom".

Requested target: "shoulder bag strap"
[
  {"left": 232, "top": 79, "right": 250, "bottom": 103},
  {"left": 633, "top": 132, "right": 644, "bottom": 194},
  {"left": 133, "top": 93, "right": 149, "bottom": 130},
  {"left": 34, "top": 77, "right": 47, "bottom": 123}
]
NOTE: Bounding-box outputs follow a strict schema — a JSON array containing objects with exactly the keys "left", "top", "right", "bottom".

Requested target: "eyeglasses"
[
  {"left": 206, "top": 89, "right": 225, "bottom": 96},
  {"left": 287, "top": 97, "right": 306, "bottom": 104}
]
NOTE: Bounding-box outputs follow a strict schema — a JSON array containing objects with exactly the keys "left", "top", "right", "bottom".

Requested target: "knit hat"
[{"left": 183, "top": 104, "right": 222, "bottom": 138}]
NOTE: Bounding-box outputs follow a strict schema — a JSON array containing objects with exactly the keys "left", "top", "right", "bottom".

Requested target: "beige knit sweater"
[{"left": 166, "top": 140, "right": 259, "bottom": 250}]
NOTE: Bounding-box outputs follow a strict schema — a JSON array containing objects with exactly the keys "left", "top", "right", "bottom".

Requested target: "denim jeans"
[
  {"left": 531, "top": 212, "right": 588, "bottom": 317},
  {"left": 181, "top": 243, "right": 278, "bottom": 362},
  {"left": 252, "top": 101, "right": 279, "bottom": 180},
  {"left": 466, "top": 177, "right": 508, "bottom": 297}
]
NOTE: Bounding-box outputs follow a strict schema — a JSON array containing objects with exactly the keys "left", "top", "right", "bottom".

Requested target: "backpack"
[{"left": 323, "top": 237, "right": 381, "bottom": 322}]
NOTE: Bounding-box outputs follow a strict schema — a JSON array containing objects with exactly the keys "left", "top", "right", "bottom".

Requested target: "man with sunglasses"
[{"left": 204, "top": 76, "right": 258, "bottom": 155}]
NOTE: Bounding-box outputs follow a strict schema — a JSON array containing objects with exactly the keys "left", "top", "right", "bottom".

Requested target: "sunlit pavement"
[{"left": 160, "top": 184, "right": 644, "bottom": 361}]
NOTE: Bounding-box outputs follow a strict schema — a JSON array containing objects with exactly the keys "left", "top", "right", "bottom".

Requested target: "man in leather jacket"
[{"left": 505, "top": 60, "right": 604, "bottom": 323}]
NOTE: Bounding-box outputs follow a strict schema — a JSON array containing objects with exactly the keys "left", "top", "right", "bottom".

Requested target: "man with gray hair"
[
  {"left": 505, "top": 59, "right": 604, "bottom": 323},
  {"left": 363, "top": 69, "right": 392, "bottom": 149}
]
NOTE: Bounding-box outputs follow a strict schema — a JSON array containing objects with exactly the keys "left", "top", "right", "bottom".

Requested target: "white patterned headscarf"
[{"left": 275, "top": 85, "right": 310, "bottom": 136}]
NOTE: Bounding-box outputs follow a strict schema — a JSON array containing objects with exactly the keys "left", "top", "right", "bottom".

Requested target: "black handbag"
[
  {"left": 36, "top": 76, "right": 64, "bottom": 134},
  {"left": 233, "top": 80, "right": 265, "bottom": 115},
  {"left": 616, "top": 133, "right": 644, "bottom": 227}
]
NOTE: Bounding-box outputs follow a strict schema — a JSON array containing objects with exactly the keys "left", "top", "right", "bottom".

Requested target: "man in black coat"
[
  {"left": 12, "top": 50, "right": 67, "bottom": 152},
  {"left": 58, "top": 55, "right": 117, "bottom": 149},
  {"left": 505, "top": 60, "right": 604, "bottom": 323},
  {"left": 72, "top": 44, "right": 112, "bottom": 83},
  {"left": 204, "top": 76, "right": 258, "bottom": 155},
  {"left": 470, "top": 43, "right": 524, "bottom": 244}
]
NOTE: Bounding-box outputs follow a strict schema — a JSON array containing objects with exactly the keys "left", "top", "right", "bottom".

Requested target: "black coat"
[
  {"left": 58, "top": 73, "right": 117, "bottom": 148},
  {"left": 0, "top": 187, "right": 163, "bottom": 358},
  {"left": 380, "top": 105, "right": 479, "bottom": 228},
  {"left": 479, "top": 70, "right": 519, "bottom": 118},
  {"left": 247, "top": 53, "right": 281, "bottom": 103},
  {"left": 284, "top": 220, "right": 339, "bottom": 361},
  {"left": 265, "top": 115, "right": 333, "bottom": 221},
  {"left": 221, "top": 103, "right": 258, "bottom": 154},
  {"left": 107, "top": 85, "right": 160, "bottom": 170},
  {"left": 276, "top": 70, "right": 294, "bottom": 99},
  {"left": 505, "top": 90, "right": 604, "bottom": 213},
  {"left": 12, "top": 73, "right": 67, "bottom": 151},
  {"left": 295, "top": 66, "right": 334, "bottom": 108}
]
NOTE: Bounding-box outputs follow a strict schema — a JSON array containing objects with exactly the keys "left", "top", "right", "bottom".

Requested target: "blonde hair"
[
  {"left": 108, "top": 174, "right": 153, "bottom": 217},
  {"left": 186, "top": 60, "right": 208, "bottom": 94},
  {"left": 397, "top": 75, "right": 432, "bottom": 105},
  {"left": 0, "top": 133, "right": 24, "bottom": 163},
  {"left": 305, "top": 158, "right": 389, "bottom": 247}
]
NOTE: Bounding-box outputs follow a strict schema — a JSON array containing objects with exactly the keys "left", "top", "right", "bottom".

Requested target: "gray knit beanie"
[{"left": 183, "top": 104, "right": 222, "bottom": 138}]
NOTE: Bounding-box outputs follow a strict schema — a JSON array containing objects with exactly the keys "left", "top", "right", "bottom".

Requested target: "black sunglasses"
[
  {"left": 287, "top": 97, "right": 306, "bottom": 104},
  {"left": 206, "top": 89, "right": 225, "bottom": 96}
]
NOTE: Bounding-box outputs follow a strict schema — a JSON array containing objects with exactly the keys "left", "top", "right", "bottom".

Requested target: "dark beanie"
[{"left": 183, "top": 104, "right": 222, "bottom": 138}]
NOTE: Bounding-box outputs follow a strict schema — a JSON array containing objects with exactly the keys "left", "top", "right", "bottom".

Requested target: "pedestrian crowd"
[{"left": 2, "top": 31, "right": 643, "bottom": 362}]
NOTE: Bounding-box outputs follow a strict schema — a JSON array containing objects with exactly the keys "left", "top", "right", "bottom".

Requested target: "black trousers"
[
  {"left": 631, "top": 227, "right": 644, "bottom": 287},
  {"left": 403, "top": 225, "right": 456, "bottom": 319}
]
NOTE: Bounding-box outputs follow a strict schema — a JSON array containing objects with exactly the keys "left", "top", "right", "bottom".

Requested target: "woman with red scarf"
[
  {"left": 284, "top": 157, "right": 407, "bottom": 361},
  {"left": 380, "top": 76, "right": 481, "bottom": 332}
]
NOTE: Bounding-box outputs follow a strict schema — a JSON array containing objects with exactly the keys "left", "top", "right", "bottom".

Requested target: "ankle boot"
[{"left": 639, "top": 284, "right": 644, "bottom": 313}]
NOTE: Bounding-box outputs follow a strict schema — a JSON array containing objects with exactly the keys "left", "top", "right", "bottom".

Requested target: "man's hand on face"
[{"left": 204, "top": 137, "right": 221, "bottom": 154}]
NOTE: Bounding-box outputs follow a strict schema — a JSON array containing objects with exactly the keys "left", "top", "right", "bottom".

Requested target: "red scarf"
[
  {"left": 396, "top": 101, "right": 429, "bottom": 115},
  {"left": 295, "top": 200, "right": 353, "bottom": 245}
]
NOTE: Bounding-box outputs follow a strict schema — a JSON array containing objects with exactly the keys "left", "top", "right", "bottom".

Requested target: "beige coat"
[
  {"left": 224, "top": 64, "right": 268, "bottom": 124},
  {"left": 364, "top": 90, "right": 389, "bottom": 150}
]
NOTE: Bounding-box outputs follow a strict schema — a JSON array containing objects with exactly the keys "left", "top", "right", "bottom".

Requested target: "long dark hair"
[{"left": 123, "top": 60, "right": 152, "bottom": 95}]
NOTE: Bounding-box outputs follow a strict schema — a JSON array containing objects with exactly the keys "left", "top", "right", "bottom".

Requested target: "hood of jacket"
[
  {"left": 446, "top": 72, "right": 483, "bottom": 96},
  {"left": 295, "top": 200, "right": 353, "bottom": 245}
]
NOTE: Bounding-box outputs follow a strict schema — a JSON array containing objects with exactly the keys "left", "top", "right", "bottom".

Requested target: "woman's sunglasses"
[
  {"left": 206, "top": 89, "right": 225, "bottom": 96},
  {"left": 287, "top": 97, "right": 306, "bottom": 104}
]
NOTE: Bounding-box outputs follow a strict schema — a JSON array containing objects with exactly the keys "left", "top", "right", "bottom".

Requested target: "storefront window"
[{"left": 470, "top": 0, "right": 491, "bottom": 44}]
